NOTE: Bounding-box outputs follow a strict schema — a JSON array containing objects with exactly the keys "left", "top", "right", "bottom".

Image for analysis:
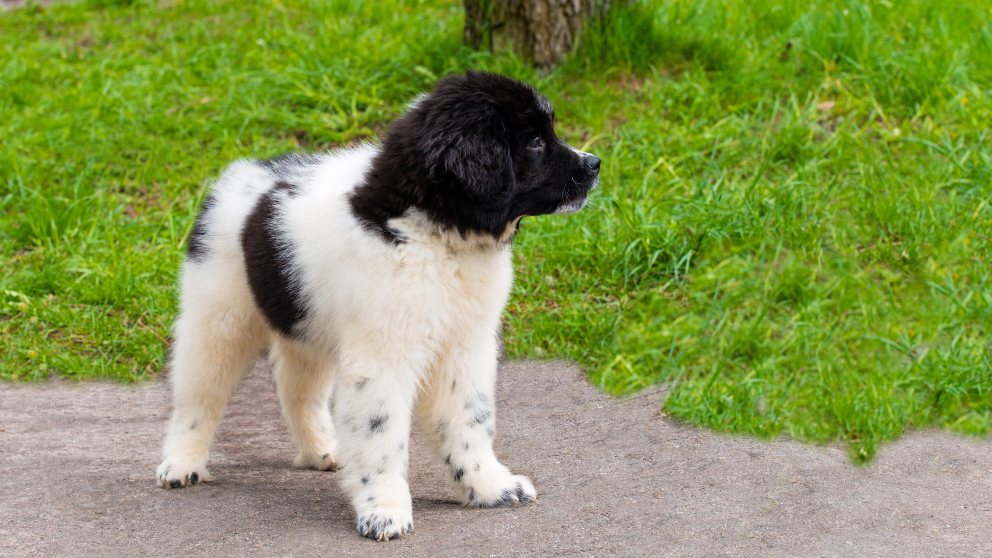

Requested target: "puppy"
[{"left": 156, "top": 72, "right": 601, "bottom": 541}]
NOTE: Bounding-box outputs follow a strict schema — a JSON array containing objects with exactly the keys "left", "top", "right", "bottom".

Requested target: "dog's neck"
[{"left": 386, "top": 208, "right": 519, "bottom": 253}]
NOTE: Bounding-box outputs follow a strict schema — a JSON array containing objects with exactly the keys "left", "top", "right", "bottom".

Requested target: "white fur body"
[{"left": 157, "top": 145, "right": 536, "bottom": 539}]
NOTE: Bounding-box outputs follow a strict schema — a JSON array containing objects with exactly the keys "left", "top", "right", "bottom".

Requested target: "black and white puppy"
[{"left": 156, "top": 72, "right": 600, "bottom": 541}]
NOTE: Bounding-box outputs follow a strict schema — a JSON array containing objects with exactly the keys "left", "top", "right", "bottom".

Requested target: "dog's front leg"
[
  {"left": 419, "top": 331, "right": 537, "bottom": 508},
  {"left": 333, "top": 355, "right": 418, "bottom": 541}
]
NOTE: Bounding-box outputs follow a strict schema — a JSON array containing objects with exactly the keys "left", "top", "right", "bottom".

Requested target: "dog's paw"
[
  {"left": 156, "top": 458, "right": 212, "bottom": 489},
  {"left": 294, "top": 451, "right": 338, "bottom": 472},
  {"left": 466, "top": 474, "right": 537, "bottom": 508},
  {"left": 356, "top": 508, "right": 414, "bottom": 541}
]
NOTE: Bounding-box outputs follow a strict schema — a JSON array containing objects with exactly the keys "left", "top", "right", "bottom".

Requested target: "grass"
[{"left": 1, "top": 0, "right": 990, "bottom": 461}]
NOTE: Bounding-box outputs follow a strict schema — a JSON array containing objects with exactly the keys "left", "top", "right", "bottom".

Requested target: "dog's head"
[{"left": 374, "top": 72, "right": 600, "bottom": 238}]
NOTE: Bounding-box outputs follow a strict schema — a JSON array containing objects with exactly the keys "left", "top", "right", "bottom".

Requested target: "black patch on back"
[
  {"left": 186, "top": 192, "right": 216, "bottom": 262},
  {"left": 240, "top": 181, "right": 307, "bottom": 337}
]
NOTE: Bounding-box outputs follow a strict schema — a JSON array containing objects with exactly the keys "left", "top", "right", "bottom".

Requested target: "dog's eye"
[{"left": 528, "top": 136, "right": 546, "bottom": 151}]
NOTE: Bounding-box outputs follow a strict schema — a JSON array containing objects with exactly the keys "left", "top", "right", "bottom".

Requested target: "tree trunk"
[{"left": 464, "top": 0, "right": 611, "bottom": 70}]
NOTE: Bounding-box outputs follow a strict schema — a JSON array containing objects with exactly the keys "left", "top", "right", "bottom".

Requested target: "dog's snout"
[{"left": 583, "top": 154, "right": 601, "bottom": 173}]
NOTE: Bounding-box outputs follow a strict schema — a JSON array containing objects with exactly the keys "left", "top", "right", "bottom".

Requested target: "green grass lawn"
[{"left": 2, "top": 0, "right": 990, "bottom": 461}]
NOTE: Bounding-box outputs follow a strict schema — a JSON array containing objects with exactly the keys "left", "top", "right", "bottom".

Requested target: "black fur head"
[{"left": 350, "top": 72, "right": 600, "bottom": 242}]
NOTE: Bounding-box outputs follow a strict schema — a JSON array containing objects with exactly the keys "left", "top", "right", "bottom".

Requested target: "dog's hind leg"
[
  {"left": 270, "top": 339, "right": 338, "bottom": 471},
  {"left": 157, "top": 261, "right": 267, "bottom": 489}
]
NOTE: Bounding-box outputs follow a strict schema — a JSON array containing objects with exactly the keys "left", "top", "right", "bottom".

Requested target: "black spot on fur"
[
  {"left": 348, "top": 71, "right": 600, "bottom": 244},
  {"left": 473, "top": 408, "right": 492, "bottom": 425},
  {"left": 355, "top": 377, "right": 369, "bottom": 390},
  {"left": 241, "top": 182, "right": 308, "bottom": 337},
  {"left": 453, "top": 468, "right": 464, "bottom": 482},
  {"left": 186, "top": 192, "right": 216, "bottom": 262},
  {"left": 465, "top": 391, "right": 490, "bottom": 411},
  {"left": 369, "top": 414, "right": 389, "bottom": 434},
  {"left": 495, "top": 489, "right": 514, "bottom": 505},
  {"left": 361, "top": 474, "right": 371, "bottom": 485}
]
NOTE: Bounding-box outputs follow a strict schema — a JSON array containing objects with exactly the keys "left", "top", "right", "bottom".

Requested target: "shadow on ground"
[{"left": 1, "top": 361, "right": 990, "bottom": 556}]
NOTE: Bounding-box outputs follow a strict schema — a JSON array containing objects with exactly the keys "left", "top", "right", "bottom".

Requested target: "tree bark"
[{"left": 464, "top": 0, "right": 611, "bottom": 70}]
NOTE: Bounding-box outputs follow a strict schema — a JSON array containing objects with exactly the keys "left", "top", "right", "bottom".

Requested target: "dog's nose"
[{"left": 584, "top": 154, "right": 601, "bottom": 173}]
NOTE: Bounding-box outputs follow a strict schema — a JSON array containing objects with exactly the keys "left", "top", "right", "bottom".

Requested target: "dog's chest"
[
  {"left": 414, "top": 244, "right": 509, "bottom": 311},
  {"left": 395, "top": 244, "right": 512, "bottom": 346}
]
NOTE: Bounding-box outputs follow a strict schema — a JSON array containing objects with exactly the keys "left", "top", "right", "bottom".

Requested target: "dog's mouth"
[
  {"left": 554, "top": 196, "right": 587, "bottom": 214},
  {"left": 554, "top": 191, "right": 589, "bottom": 214},
  {"left": 554, "top": 176, "right": 598, "bottom": 214}
]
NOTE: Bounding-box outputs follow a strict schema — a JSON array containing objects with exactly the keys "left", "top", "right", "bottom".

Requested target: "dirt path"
[{"left": 1, "top": 360, "right": 989, "bottom": 556}]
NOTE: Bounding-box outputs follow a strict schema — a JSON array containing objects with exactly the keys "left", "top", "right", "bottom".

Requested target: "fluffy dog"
[{"left": 156, "top": 71, "right": 601, "bottom": 541}]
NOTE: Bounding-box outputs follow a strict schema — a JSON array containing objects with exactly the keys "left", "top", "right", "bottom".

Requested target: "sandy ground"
[{"left": 1, "top": 360, "right": 990, "bottom": 557}]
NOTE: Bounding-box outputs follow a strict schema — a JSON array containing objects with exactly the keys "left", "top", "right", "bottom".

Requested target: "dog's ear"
[
  {"left": 441, "top": 125, "right": 514, "bottom": 198},
  {"left": 420, "top": 105, "right": 515, "bottom": 199}
]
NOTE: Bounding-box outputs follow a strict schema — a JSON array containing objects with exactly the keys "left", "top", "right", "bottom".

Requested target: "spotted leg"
[
  {"left": 333, "top": 353, "right": 420, "bottom": 541},
  {"left": 157, "top": 261, "right": 267, "bottom": 489},
  {"left": 419, "top": 331, "right": 536, "bottom": 508}
]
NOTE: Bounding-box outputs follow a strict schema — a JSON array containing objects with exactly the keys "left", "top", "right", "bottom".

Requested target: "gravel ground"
[{"left": 1, "top": 360, "right": 990, "bottom": 557}]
